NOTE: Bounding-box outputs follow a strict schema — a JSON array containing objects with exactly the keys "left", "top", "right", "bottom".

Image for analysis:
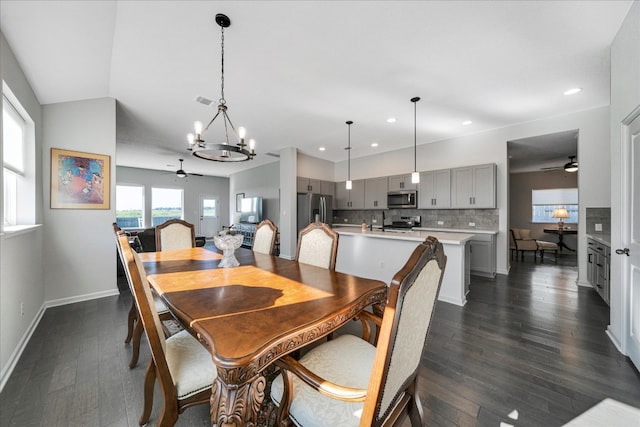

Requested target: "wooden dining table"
[{"left": 138, "top": 247, "right": 387, "bottom": 426}]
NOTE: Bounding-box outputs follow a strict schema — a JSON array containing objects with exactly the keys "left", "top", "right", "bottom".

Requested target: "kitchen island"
[{"left": 334, "top": 227, "right": 475, "bottom": 306}]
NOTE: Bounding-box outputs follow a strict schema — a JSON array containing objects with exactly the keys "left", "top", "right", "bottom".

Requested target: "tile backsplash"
[
  {"left": 586, "top": 207, "right": 611, "bottom": 234},
  {"left": 334, "top": 208, "right": 499, "bottom": 230}
]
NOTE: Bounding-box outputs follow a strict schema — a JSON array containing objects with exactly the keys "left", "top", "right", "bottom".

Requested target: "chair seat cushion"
[
  {"left": 271, "top": 334, "right": 376, "bottom": 427},
  {"left": 165, "top": 330, "right": 217, "bottom": 400},
  {"left": 537, "top": 240, "right": 559, "bottom": 250},
  {"left": 153, "top": 294, "right": 169, "bottom": 314}
]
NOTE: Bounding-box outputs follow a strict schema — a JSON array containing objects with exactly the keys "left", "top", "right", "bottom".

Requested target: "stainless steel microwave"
[{"left": 387, "top": 191, "right": 417, "bottom": 208}]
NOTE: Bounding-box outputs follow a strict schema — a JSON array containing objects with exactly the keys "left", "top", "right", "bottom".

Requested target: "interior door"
[
  {"left": 199, "top": 195, "right": 219, "bottom": 238},
  {"left": 621, "top": 109, "right": 640, "bottom": 369}
]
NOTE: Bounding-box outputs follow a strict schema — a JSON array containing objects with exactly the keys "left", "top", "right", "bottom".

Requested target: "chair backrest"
[
  {"left": 112, "top": 222, "right": 123, "bottom": 234},
  {"left": 155, "top": 219, "right": 195, "bottom": 251},
  {"left": 510, "top": 228, "right": 537, "bottom": 250},
  {"left": 252, "top": 219, "right": 277, "bottom": 255},
  {"left": 361, "top": 236, "right": 446, "bottom": 426},
  {"left": 295, "top": 222, "right": 339, "bottom": 270},
  {"left": 115, "top": 234, "right": 176, "bottom": 400}
]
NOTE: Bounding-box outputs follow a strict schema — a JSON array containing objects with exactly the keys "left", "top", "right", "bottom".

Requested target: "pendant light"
[
  {"left": 411, "top": 97, "right": 420, "bottom": 184},
  {"left": 345, "top": 121, "right": 353, "bottom": 190},
  {"left": 186, "top": 13, "right": 256, "bottom": 162}
]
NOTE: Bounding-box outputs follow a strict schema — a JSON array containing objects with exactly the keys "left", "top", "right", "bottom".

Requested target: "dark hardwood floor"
[{"left": 1, "top": 251, "right": 638, "bottom": 426}]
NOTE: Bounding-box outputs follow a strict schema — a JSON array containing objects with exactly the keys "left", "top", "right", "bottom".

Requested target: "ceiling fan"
[
  {"left": 540, "top": 155, "right": 578, "bottom": 172},
  {"left": 172, "top": 158, "right": 203, "bottom": 178}
]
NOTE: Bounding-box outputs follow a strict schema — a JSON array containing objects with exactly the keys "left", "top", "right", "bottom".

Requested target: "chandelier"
[{"left": 187, "top": 13, "right": 256, "bottom": 162}]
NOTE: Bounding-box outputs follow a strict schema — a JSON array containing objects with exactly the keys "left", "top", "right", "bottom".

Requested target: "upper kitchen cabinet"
[
  {"left": 418, "top": 169, "right": 451, "bottom": 209},
  {"left": 364, "top": 177, "right": 388, "bottom": 209},
  {"left": 451, "top": 163, "right": 496, "bottom": 208},
  {"left": 335, "top": 179, "right": 365, "bottom": 210},
  {"left": 297, "top": 177, "right": 335, "bottom": 197},
  {"left": 388, "top": 174, "right": 417, "bottom": 191}
]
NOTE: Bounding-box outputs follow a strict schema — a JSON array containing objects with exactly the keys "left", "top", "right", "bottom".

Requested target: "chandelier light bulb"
[
  {"left": 187, "top": 133, "right": 195, "bottom": 146},
  {"left": 238, "top": 126, "right": 246, "bottom": 139},
  {"left": 249, "top": 139, "right": 256, "bottom": 150},
  {"left": 411, "top": 171, "right": 420, "bottom": 184},
  {"left": 194, "top": 121, "right": 203, "bottom": 135},
  {"left": 346, "top": 180, "right": 353, "bottom": 190}
]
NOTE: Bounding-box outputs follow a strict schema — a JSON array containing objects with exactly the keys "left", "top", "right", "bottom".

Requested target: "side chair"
[
  {"left": 155, "top": 219, "right": 196, "bottom": 251},
  {"left": 295, "top": 221, "right": 339, "bottom": 270},
  {"left": 271, "top": 236, "right": 447, "bottom": 427},
  {"left": 114, "top": 230, "right": 178, "bottom": 368},
  {"left": 118, "top": 234, "right": 217, "bottom": 427},
  {"left": 252, "top": 218, "right": 278, "bottom": 255}
]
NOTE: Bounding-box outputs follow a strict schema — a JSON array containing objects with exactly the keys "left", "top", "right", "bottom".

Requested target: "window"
[
  {"left": 531, "top": 188, "right": 578, "bottom": 224},
  {"left": 116, "top": 185, "right": 145, "bottom": 228},
  {"left": 3, "top": 88, "right": 34, "bottom": 229},
  {"left": 151, "top": 187, "right": 184, "bottom": 226}
]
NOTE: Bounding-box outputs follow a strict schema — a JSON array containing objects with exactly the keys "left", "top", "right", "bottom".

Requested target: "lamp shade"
[{"left": 552, "top": 208, "right": 569, "bottom": 219}]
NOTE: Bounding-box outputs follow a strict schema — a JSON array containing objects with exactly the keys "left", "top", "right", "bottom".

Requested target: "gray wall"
[
  {"left": 509, "top": 169, "right": 579, "bottom": 249},
  {"left": 42, "top": 98, "right": 117, "bottom": 303},
  {"left": 116, "top": 166, "right": 230, "bottom": 235},
  {"left": 0, "top": 31, "right": 45, "bottom": 388},
  {"left": 229, "top": 162, "right": 280, "bottom": 227}
]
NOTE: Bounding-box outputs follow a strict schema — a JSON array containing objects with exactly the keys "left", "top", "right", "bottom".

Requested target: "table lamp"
[{"left": 552, "top": 208, "right": 569, "bottom": 229}]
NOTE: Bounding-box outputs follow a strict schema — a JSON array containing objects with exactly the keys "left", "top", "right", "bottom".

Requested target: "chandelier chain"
[{"left": 220, "top": 26, "right": 226, "bottom": 105}]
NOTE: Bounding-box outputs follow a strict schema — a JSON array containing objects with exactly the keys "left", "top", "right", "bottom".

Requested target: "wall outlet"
[
  {"left": 469, "top": 222, "right": 476, "bottom": 227},
  {"left": 372, "top": 218, "right": 377, "bottom": 223},
  {"left": 437, "top": 220, "right": 444, "bottom": 225},
  {"left": 595, "top": 223, "right": 603, "bottom": 232},
  {"left": 344, "top": 218, "right": 348, "bottom": 222}
]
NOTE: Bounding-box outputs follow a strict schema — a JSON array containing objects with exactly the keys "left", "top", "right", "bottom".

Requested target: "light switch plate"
[
  {"left": 469, "top": 222, "right": 476, "bottom": 227},
  {"left": 595, "top": 223, "right": 602, "bottom": 231},
  {"left": 437, "top": 220, "right": 444, "bottom": 225}
]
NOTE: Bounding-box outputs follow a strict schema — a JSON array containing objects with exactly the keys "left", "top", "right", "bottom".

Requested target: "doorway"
[
  {"left": 507, "top": 130, "right": 579, "bottom": 267},
  {"left": 199, "top": 195, "right": 220, "bottom": 238}
]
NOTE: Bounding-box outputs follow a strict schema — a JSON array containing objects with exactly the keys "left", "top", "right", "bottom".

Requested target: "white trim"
[
  {"left": 0, "top": 303, "right": 46, "bottom": 393},
  {"left": 0, "top": 224, "right": 42, "bottom": 239},
  {"left": 44, "top": 288, "right": 121, "bottom": 309},
  {"left": 606, "top": 327, "right": 626, "bottom": 355}
]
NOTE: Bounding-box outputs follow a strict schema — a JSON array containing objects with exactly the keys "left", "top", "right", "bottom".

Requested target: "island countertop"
[{"left": 334, "top": 226, "right": 475, "bottom": 245}]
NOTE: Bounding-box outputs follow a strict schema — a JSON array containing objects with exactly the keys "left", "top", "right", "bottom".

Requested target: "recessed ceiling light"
[
  {"left": 564, "top": 87, "right": 582, "bottom": 95},
  {"left": 371, "top": 142, "right": 379, "bottom": 148},
  {"left": 318, "top": 146, "right": 326, "bottom": 151},
  {"left": 462, "top": 120, "right": 473, "bottom": 126},
  {"left": 387, "top": 118, "right": 396, "bottom": 123}
]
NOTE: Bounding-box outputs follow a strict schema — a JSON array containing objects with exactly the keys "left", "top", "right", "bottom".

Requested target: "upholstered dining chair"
[
  {"left": 252, "top": 218, "right": 278, "bottom": 255},
  {"left": 117, "top": 234, "right": 217, "bottom": 427},
  {"left": 271, "top": 236, "right": 447, "bottom": 427},
  {"left": 510, "top": 228, "right": 558, "bottom": 263},
  {"left": 295, "top": 221, "right": 339, "bottom": 270},
  {"left": 114, "top": 231, "right": 177, "bottom": 369},
  {"left": 155, "top": 219, "right": 196, "bottom": 251}
]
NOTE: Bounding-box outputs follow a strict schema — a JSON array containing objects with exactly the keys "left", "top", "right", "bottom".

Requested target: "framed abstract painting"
[{"left": 50, "top": 148, "right": 110, "bottom": 209}]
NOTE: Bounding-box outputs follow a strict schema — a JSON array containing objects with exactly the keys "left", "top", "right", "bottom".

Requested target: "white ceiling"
[{"left": 0, "top": 1, "right": 632, "bottom": 177}]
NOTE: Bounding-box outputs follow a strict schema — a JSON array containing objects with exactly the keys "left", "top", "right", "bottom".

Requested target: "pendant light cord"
[{"left": 220, "top": 26, "right": 226, "bottom": 105}]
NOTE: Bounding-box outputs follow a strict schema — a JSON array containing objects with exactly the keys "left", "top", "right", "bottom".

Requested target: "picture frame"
[
  {"left": 50, "top": 148, "right": 111, "bottom": 209},
  {"left": 236, "top": 193, "right": 245, "bottom": 212}
]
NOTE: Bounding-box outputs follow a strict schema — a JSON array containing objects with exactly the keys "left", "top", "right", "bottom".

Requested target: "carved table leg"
[{"left": 210, "top": 374, "right": 266, "bottom": 427}]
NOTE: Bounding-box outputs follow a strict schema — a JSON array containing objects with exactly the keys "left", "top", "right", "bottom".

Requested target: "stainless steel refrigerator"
[{"left": 297, "top": 193, "right": 333, "bottom": 235}]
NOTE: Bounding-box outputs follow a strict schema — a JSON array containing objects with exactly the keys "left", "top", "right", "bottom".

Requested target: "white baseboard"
[
  {"left": 44, "top": 288, "right": 120, "bottom": 309},
  {"left": 0, "top": 288, "right": 121, "bottom": 393},
  {"left": 0, "top": 303, "right": 46, "bottom": 393},
  {"left": 606, "top": 326, "right": 626, "bottom": 355}
]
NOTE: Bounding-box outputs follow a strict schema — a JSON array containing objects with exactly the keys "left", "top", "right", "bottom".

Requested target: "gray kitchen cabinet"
[
  {"left": 335, "top": 179, "right": 365, "bottom": 210},
  {"left": 364, "top": 177, "right": 388, "bottom": 209},
  {"left": 587, "top": 238, "right": 610, "bottom": 305},
  {"left": 451, "top": 163, "right": 496, "bottom": 208},
  {"left": 388, "top": 174, "right": 417, "bottom": 191},
  {"left": 469, "top": 233, "right": 496, "bottom": 278},
  {"left": 297, "top": 177, "right": 332, "bottom": 194},
  {"left": 418, "top": 169, "right": 451, "bottom": 209}
]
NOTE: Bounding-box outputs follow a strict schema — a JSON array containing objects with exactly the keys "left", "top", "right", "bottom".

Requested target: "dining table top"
[{"left": 138, "top": 247, "right": 388, "bottom": 371}]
